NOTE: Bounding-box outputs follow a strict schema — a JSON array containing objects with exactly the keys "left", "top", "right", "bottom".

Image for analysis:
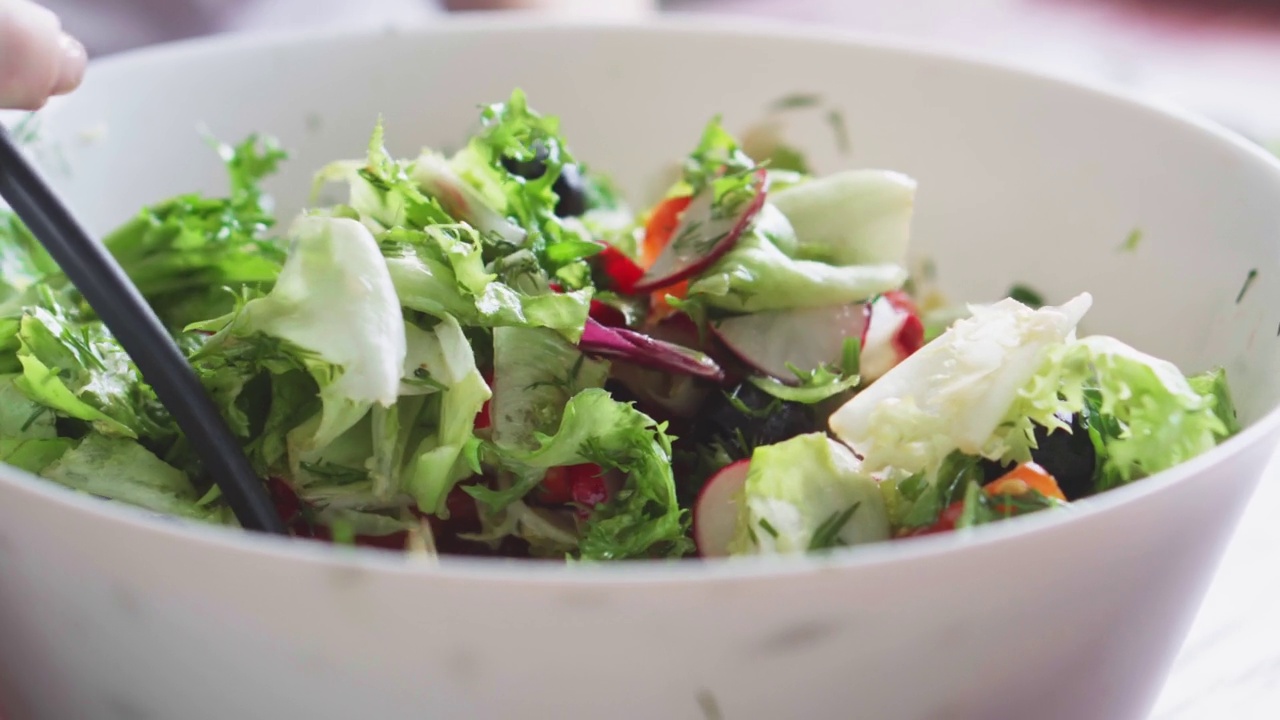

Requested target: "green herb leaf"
[
  {"left": 1007, "top": 284, "right": 1045, "bottom": 308},
  {"left": 808, "top": 502, "right": 861, "bottom": 551}
]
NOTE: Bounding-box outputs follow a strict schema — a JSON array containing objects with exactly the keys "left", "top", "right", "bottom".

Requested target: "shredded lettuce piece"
[
  {"left": 770, "top": 169, "right": 916, "bottom": 267},
  {"left": 0, "top": 374, "right": 72, "bottom": 472},
  {"left": 194, "top": 215, "right": 407, "bottom": 454},
  {"left": 470, "top": 389, "right": 691, "bottom": 559},
  {"left": 681, "top": 116, "right": 758, "bottom": 194},
  {"left": 0, "top": 212, "right": 56, "bottom": 312},
  {"left": 728, "top": 433, "right": 889, "bottom": 554},
  {"left": 1188, "top": 366, "right": 1241, "bottom": 437},
  {"left": 313, "top": 120, "right": 454, "bottom": 233},
  {"left": 102, "top": 135, "right": 288, "bottom": 327},
  {"left": 686, "top": 208, "right": 907, "bottom": 313},
  {"left": 382, "top": 225, "right": 592, "bottom": 341},
  {"left": 402, "top": 315, "right": 491, "bottom": 514},
  {"left": 1075, "top": 336, "right": 1231, "bottom": 489},
  {"left": 14, "top": 291, "right": 175, "bottom": 440},
  {"left": 447, "top": 89, "right": 602, "bottom": 280},
  {"left": 490, "top": 326, "right": 609, "bottom": 450},
  {"left": 40, "top": 433, "right": 229, "bottom": 522},
  {"left": 830, "top": 294, "right": 1092, "bottom": 477},
  {"left": 747, "top": 366, "right": 860, "bottom": 405}
]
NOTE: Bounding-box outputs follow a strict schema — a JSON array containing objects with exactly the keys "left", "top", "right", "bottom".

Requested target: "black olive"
[
  {"left": 977, "top": 414, "right": 1096, "bottom": 500},
  {"left": 499, "top": 145, "right": 588, "bottom": 218},
  {"left": 979, "top": 457, "right": 1008, "bottom": 484},
  {"left": 692, "top": 382, "right": 815, "bottom": 456},
  {"left": 551, "top": 164, "right": 588, "bottom": 218},
  {"left": 501, "top": 150, "right": 547, "bottom": 180},
  {"left": 603, "top": 379, "right": 643, "bottom": 407},
  {"left": 1030, "top": 414, "right": 1097, "bottom": 501}
]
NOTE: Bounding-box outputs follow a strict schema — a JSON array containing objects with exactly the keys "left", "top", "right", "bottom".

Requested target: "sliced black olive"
[
  {"left": 501, "top": 144, "right": 549, "bottom": 180},
  {"left": 978, "top": 413, "right": 1096, "bottom": 500},
  {"left": 499, "top": 145, "right": 587, "bottom": 218},
  {"left": 551, "top": 164, "right": 588, "bottom": 218},
  {"left": 1030, "top": 414, "right": 1096, "bottom": 501},
  {"left": 691, "top": 382, "right": 815, "bottom": 457}
]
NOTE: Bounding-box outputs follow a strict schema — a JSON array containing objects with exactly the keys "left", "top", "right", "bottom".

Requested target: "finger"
[
  {"left": 0, "top": 0, "right": 72, "bottom": 110},
  {"left": 51, "top": 31, "right": 85, "bottom": 96}
]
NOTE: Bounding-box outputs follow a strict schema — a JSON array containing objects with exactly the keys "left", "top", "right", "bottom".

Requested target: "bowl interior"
[{"left": 24, "top": 20, "right": 1280, "bottom": 432}]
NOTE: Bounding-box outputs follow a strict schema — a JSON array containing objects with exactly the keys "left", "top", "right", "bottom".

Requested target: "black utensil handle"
[{"left": 0, "top": 128, "right": 285, "bottom": 534}]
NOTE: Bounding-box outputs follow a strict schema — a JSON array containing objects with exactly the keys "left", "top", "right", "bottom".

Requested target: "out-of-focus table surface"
[{"left": 661, "top": 1, "right": 1280, "bottom": 718}]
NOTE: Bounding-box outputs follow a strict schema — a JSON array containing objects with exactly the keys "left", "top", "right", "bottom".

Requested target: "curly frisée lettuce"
[
  {"left": 0, "top": 90, "right": 1242, "bottom": 561},
  {"left": 1075, "top": 336, "right": 1233, "bottom": 489}
]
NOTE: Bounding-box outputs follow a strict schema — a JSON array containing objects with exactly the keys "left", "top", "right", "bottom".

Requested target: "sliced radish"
[
  {"left": 579, "top": 318, "right": 724, "bottom": 382},
  {"left": 860, "top": 293, "right": 924, "bottom": 381},
  {"left": 713, "top": 304, "right": 868, "bottom": 380},
  {"left": 694, "top": 459, "right": 751, "bottom": 557},
  {"left": 631, "top": 168, "right": 769, "bottom": 293},
  {"left": 412, "top": 153, "right": 527, "bottom": 246}
]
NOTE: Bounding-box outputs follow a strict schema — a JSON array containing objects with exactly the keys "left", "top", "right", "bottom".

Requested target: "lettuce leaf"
[
  {"left": 728, "top": 433, "right": 889, "bottom": 555},
  {"left": 770, "top": 169, "right": 917, "bottom": 267},
  {"left": 40, "top": 433, "right": 228, "bottom": 522},
  {"left": 830, "top": 294, "right": 1092, "bottom": 477},
  {"left": 1075, "top": 336, "right": 1232, "bottom": 489},
  {"left": 445, "top": 89, "right": 602, "bottom": 281},
  {"left": 490, "top": 325, "right": 609, "bottom": 451},
  {"left": 0, "top": 212, "right": 57, "bottom": 311},
  {"left": 383, "top": 225, "right": 591, "bottom": 341},
  {"left": 195, "top": 215, "right": 407, "bottom": 455},
  {"left": 0, "top": 373, "right": 72, "bottom": 472},
  {"left": 102, "top": 134, "right": 288, "bottom": 328},
  {"left": 402, "top": 315, "right": 491, "bottom": 514},
  {"left": 470, "top": 389, "right": 691, "bottom": 559},
  {"left": 14, "top": 292, "right": 175, "bottom": 440},
  {"left": 686, "top": 207, "right": 907, "bottom": 313},
  {"left": 313, "top": 120, "right": 454, "bottom": 233}
]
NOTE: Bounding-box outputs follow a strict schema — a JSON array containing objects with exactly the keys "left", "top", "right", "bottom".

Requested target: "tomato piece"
[
  {"left": 538, "top": 466, "right": 575, "bottom": 504},
  {"left": 537, "top": 463, "right": 607, "bottom": 507},
  {"left": 570, "top": 467, "right": 609, "bottom": 508},
  {"left": 597, "top": 244, "right": 645, "bottom": 293},
  {"left": 589, "top": 299, "right": 628, "bottom": 328},
  {"left": 905, "top": 501, "right": 966, "bottom": 537},
  {"left": 984, "top": 462, "right": 1066, "bottom": 503}
]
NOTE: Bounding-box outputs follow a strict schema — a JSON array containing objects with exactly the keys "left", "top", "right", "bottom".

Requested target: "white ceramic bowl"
[{"left": 3, "top": 17, "right": 1280, "bottom": 720}]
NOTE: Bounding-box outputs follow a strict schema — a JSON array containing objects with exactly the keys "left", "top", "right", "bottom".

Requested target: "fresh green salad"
[{"left": 0, "top": 92, "right": 1240, "bottom": 560}]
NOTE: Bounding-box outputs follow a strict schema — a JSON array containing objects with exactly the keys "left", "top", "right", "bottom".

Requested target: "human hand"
[{"left": 0, "top": 0, "right": 84, "bottom": 110}]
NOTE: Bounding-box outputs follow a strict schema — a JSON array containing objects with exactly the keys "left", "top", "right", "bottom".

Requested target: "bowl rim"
[{"left": 9, "top": 13, "right": 1280, "bottom": 585}]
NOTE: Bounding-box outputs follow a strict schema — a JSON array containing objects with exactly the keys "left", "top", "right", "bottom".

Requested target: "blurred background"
[
  {"left": 664, "top": 0, "right": 1280, "bottom": 142},
  {"left": 44, "top": 0, "right": 1280, "bottom": 142}
]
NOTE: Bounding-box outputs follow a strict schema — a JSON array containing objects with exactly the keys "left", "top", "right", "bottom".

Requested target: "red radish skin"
[
  {"left": 860, "top": 294, "right": 924, "bottom": 381},
  {"left": 631, "top": 168, "right": 769, "bottom": 293},
  {"left": 694, "top": 459, "right": 752, "bottom": 557}
]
